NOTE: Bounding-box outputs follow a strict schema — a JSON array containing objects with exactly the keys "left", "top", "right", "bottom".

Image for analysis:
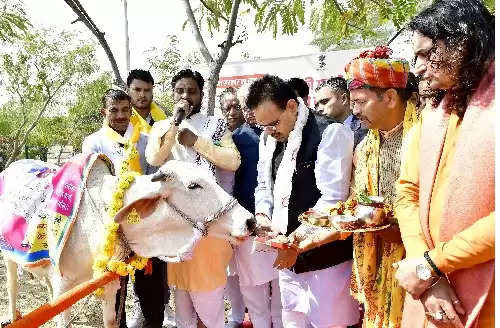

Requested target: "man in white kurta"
[
  {"left": 82, "top": 123, "right": 155, "bottom": 175},
  {"left": 219, "top": 87, "right": 282, "bottom": 328},
  {"left": 81, "top": 89, "right": 165, "bottom": 328},
  {"left": 249, "top": 75, "right": 359, "bottom": 328},
  {"left": 146, "top": 69, "right": 241, "bottom": 328}
]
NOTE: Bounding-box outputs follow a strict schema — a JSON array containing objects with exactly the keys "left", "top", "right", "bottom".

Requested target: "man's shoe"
[
  {"left": 162, "top": 304, "right": 176, "bottom": 327},
  {"left": 127, "top": 300, "right": 146, "bottom": 328},
  {"left": 225, "top": 321, "right": 242, "bottom": 328}
]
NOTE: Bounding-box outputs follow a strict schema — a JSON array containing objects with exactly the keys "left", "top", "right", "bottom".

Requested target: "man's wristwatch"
[{"left": 416, "top": 262, "right": 433, "bottom": 281}]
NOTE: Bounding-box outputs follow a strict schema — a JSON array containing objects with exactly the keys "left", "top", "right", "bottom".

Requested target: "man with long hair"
[{"left": 393, "top": 1, "right": 495, "bottom": 327}]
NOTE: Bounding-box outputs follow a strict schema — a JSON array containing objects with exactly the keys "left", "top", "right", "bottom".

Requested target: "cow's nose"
[{"left": 246, "top": 217, "right": 257, "bottom": 232}]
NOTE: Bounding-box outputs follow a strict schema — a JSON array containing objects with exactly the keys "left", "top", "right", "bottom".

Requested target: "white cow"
[{"left": 1, "top": 159, "right": 255, "bottom": 327}]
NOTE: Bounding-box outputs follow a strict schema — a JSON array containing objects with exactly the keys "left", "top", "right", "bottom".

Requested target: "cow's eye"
[{"left": 187, "top": 182, "right": 202, "bottom": 190}]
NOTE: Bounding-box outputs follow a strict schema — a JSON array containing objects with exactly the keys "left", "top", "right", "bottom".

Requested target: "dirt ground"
[
  {"left": 0, "top": 252, "right": 136, "bottom": 328},
  {"left": 0, "top": 253, "right": 233, "bottom": 327}
]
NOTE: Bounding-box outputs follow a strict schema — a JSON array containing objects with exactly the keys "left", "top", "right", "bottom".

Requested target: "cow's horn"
[{"left": 151, "top": 170, "right": 167, "bottom": 182}]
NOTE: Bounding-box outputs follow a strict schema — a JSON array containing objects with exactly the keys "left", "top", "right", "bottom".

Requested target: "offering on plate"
[
  {"left": 254, "top": 234, "right": 292, "bottom": 251},
  {"left": 333, "top": 215, "right": 362, "bottom": 231},
  {"left": 327, "top": 194, "right": 393, "bottom": 231},
  {"left": 354, "top": 195, "right": 390, "bottom": 227},
  {"left": 327, "top": 198, "right": 357, "bottom": 217},
  {"left": 298, "top": 209, "right": 332, "bottom": 228}
]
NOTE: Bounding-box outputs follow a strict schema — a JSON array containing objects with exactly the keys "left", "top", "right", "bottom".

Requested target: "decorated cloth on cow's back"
[{"left": 0, "top": 153, "right": 110, "bottom": 268}]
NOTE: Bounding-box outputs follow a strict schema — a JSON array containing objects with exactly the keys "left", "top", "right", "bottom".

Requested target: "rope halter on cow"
[{"left": 151, "top": 170, "right": 238, "bottom": 236}]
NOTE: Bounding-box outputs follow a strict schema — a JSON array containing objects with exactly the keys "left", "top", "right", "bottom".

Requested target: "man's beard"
[{"left": 186, "top": 102, "right": 202, "bottom": 118}]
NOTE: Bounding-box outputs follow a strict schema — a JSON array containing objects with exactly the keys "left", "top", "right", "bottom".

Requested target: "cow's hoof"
[
  {"left": 1, "top": 320, "right": 12, "bottom": 328},
  {"left": 0, "top": 310, "right": 22, "bottom": 327}
]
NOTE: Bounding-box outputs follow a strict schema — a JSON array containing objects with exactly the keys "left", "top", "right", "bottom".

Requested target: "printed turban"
[{"left": 345, "top": 45, "right": 410, "bottom": 90}]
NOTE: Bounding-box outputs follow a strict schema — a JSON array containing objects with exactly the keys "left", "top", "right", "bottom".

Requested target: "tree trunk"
[
  {"left": 64, "top": 0, "right": 126, "bottom": 89},
  {"left": 56, "top": 142, "right": 68, "bottom": 166},
  {"left": 5, "top": 141, "right": 22, "bottom": 168},
  {"left": 122, "top": 0, "right": 130, "bottom": 73},
  {"left": 182, "top": 0, "right": 242, "bottom": 116},
  {"left": 206, "top": 62, "right": 222, "bottom": 116}
]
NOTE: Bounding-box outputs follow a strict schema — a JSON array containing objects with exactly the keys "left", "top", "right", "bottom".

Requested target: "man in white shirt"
[
  {"left": 250, "top": 75, "right": 359, "bottom": 328},
  {"left": 82, "top": 89, "right": 155, "bottom": 175},
  {"left": 82, "top": 89, "right": 165, "bottom": 328},
  {"left": 314, "top": 77, "right": 367, "bottom": 149}
]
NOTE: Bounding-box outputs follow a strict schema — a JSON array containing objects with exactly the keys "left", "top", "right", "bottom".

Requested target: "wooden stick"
[{"left": 6, "top": 272, "right": 119, "bottom": 328}]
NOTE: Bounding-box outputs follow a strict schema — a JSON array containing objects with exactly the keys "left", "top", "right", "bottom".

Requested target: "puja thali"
[{"left": 298, "top": 195, "right": 393, "bottom": 232}]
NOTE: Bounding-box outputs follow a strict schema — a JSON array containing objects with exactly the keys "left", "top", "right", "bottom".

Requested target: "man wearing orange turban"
[{"left": 345, "top": 45, "right": 418, "bottom": 328}]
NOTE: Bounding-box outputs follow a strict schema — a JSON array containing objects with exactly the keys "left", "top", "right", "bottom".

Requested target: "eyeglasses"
[
  {"left": 255, "top": 106, "right": 287, "bottom": 131},
  {"left": 256, "top": 118, "right": 282, "bottom": 131}
]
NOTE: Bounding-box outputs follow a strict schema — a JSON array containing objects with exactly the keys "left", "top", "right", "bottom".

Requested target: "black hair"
[
  {"left": 246, "top": 75, "right": 297, "bottom": 111},
  {"left": 406, "top": 72, "right": 419, "bottom": 95},
  {"left": 126, "top": 69, "right": 154, "bottom": 87},
  {"left": 219, "top": 87, "right": 238, "bottom": 108},
  {"left": 408, "top": 0, "right": 494, "bottom": 115},
  {"left": 316, "top": 76, "right": 349, "bottom": 102},
  {"left": 286, "top": 77, "right": 309, "bottom": 98},
  {"left": 316, "top": 76, "right": 348, "bottom": 94},
  {"left": 101, "top": 89, "right": 131, "bottom": 108},
  {"left": 171, "top": 69, "right": 205, "bottom": 91}
]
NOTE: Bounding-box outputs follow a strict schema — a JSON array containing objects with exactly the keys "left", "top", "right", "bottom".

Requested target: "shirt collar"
[
  {"left": 343, "top": 114, "right": 354, "bottom": 127},
  {"left": 380, "top": 121, "right": 403, "bottom": 140}
]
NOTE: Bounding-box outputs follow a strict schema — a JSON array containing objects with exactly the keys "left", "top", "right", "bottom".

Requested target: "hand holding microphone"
[{"left": 173, "top": 99, "right": 193, "bottom": 126}]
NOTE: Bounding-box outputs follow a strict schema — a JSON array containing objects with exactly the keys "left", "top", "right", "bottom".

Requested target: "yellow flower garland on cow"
[{"left": 93, "top": 123, "right": 148, "bottom": 296}]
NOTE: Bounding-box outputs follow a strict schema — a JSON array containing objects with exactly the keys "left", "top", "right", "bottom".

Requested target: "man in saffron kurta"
[
  {"left": 393, "top": 1, "right": 494, "bottom": 327},
  {"left": 146, "top": 69, "right": 240, "bottom": 328},
  {"left": 344, "top": 46, "right": 417, "bottom": 328}
]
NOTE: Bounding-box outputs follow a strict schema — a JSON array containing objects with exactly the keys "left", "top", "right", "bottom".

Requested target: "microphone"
[{"left": 173, "top": 108, "right": 186, "bottom": 126}]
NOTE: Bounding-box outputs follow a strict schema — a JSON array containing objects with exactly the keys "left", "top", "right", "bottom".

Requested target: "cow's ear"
[{"left": 114, "top": 197, "right": 160, "bottom": 224}]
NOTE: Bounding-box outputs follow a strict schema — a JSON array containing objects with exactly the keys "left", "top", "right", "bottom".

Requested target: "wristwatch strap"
[{"left": 424, "top": 251, "right": 444, "bottom": 277}]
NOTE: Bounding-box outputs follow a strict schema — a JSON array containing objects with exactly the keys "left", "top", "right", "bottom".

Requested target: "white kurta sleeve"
[
  {"left": 254, "top": 133, "right": 274, "bottom": 217},
  {"left": 81, "top": 135, "right": 101, "bottom": 154},
  {"left": 314, "top": 123, "right": 354, "bottom": 211}
]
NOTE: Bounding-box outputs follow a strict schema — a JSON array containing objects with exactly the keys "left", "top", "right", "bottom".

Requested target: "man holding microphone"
[{"left": 146, "top": 69, "right": 241, "bottom": 328}]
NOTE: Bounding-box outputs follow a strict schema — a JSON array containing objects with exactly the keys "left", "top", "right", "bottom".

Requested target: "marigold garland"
[{"left": 92, "top": 166, "right": 147, "bottom": 296}]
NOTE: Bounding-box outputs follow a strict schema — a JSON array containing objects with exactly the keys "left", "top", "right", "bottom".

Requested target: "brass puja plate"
[
  {"left": 298, "top": 210, "right": 334, "bottom": 229},
  {"left": 329, "top": 214, "right": 391, "bottom": 232},
  {"left": 298, "top": 197, "right": 393, "bottom": 232},
  {"left": 254, "top": 235, "right": 292, "bottom": 250}
]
